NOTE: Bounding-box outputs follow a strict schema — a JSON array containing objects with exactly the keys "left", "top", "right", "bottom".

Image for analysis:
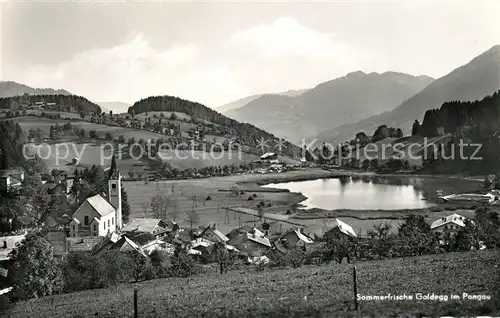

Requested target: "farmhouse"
[
  {"left": 91, "top": 233, "right": 147, "bottom": 257},
  {"left": 226, "top": 226, "right": 272, "bottom": 257},
  {"left": 0, "top": 233, "right": 27, "bottom": 283},
  {"left": 122, "top": 218, "right": 179, "bottom": 240},
  {"left": 279, "top": 229, "right": 314, "bottom": 247},
  {"left": 431, "top": 213, "right": 470, "bottom": 234},
  {"left": 323, "top": 219, "right": 357, "bottom": 240},
  {"left": 194, "top": 224, "right": 229, "bottom": 244}
]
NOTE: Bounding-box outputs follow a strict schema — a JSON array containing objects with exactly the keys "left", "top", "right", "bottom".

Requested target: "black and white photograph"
[{"left": 0, "top": 1, "right": 499, "bottom": 317}]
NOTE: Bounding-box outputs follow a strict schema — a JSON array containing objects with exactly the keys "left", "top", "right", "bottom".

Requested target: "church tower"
[{"left": 108, "top": 156, "right": 122, "bottom": 229}]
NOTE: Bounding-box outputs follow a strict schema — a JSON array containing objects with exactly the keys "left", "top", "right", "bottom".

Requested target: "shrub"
[
  {"left": 206, "top": 195, "right": 212, "bottom": 201},
  {"left": 248, "top": 196, "right": 254, "bottom": 201},
  {"left": 169, "top": 250, "right": 201, "bottom": 278},
  {"left": 252, "top": 193, "right": 258, "bottom": 198}
]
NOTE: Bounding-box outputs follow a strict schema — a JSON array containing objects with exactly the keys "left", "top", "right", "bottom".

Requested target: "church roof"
[{"left": 84, "top": 194, "right": 116, "bottom": 217}]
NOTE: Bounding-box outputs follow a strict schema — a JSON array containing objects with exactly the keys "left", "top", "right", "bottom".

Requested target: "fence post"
[
  {"left": 352, "top": 266, "right": 358, "bottom": 311},
  {"left": 134, "top": 288, "right": 138, "bottom": 318}
]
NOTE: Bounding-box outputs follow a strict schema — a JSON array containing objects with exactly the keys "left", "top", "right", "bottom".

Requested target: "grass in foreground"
[{"left": 5, "top": 250, "right": 499, "bottom": 318}]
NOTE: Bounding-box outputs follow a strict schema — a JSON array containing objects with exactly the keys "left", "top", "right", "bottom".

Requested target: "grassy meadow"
[{"left": 5, "top": 250, "right": 499, "bottom": 317}]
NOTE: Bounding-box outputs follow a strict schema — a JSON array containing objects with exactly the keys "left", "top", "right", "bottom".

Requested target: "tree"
[
  {"left": 169, "top": 112, "right": 178, "bottom": 120},
  {"left": 213, "top": 243, "right": 237, "bottom": 274},
  {"left": 361, "top": 159, "right": 370, "bottom": 171},
  {"left": 398, "top": 215, "right": 439, "bottom": 256},
  {"left": 105, "top": 132, "right": 113, "bottom": 141},
  {"left": 79, "top": 112, "right": 85, "bottom": 120},
  {"left": 121, "top": 186, "right": 131, "bottom": 224},
  {"left": 89, "top": 130, "right": 97, "bottom": 139},
  {"left": 186, "top": 208, "right": 199, "bottom": 229},
  {"left": 372, "top": 125, "right": 389, "bottom": 143},
  {"left": 323, "top": 234, "right": 357, "bottom": 264},
  {"left": 150, "top": 195, "right": 163, "bottom": 218},
  {"left": 8, "top": 233, "right": 63, "bottom": 300},
  {"left": 411, "top": 120, "right": 421, "bottom": 136},
  {"left": 77, "top": 128, "right": 86, "bottom": 138}
]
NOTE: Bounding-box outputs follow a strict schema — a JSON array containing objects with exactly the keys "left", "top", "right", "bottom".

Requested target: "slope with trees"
[{"left": 127, "top": 95, "right": 299, "bottom": 157}]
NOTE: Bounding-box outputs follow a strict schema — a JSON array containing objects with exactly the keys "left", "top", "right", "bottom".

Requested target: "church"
[{"left": 69, "top": 167, "right": 123, "bottom": 237}]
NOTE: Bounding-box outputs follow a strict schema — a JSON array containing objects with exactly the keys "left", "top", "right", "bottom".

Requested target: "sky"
[{"left": 1, "top": 1, "right": 499, "bottom": 108}]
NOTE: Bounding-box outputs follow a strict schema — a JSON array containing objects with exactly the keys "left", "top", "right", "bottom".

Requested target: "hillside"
[
  {"left": 0, "top": 81, "right": 71, "bottom": 98},
  {"left": 217, "top": 89, "right": 308, "bottom": 114},
  {"left": 5, "top": 250, "right": 498, "bottom": 317},
  {"left": 128, "top": 96, "right": 300, "bottom": 157},
  {"left": 225, "top": 72, "right": 434, "bottom": 143},
  {"left": 314, "top": 45, "right": 500, "bottom": 145}
]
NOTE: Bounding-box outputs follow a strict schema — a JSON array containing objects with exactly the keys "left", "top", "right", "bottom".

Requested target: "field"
[
  {"left": 24, "top": 142, "right": 147, "bottom": 175},
  {"left": 11, "top": 117, "right": 168, "bottom": 141},
  {"left": 5, "top": 250, "right": 499, "bottom": 317},
  {"left": 156, "top": 150, "right": 261, "bottom": 170},
  {"left": 123, "top": 169, "right": 336, "bottom": 233}
]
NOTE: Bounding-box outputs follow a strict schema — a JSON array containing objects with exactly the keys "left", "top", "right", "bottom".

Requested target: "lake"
[{"left": 262, "top": 176, "right": 434, "bottom": 210}]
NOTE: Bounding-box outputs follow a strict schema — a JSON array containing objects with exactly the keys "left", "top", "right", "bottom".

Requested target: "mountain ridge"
[
  {"left": 0, "top": 81, "right": 72, "bottom": 98},
  {"left": 225, "top": 71, "right": 434, "bottom": 142},
  {"left": 313, "top": 44, "right": 500, "bottom": 145}
]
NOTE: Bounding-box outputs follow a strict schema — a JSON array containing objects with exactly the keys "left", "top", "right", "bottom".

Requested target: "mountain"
[
  {"left": 96, "top": 101, "right": 131, "bottom": 114},
  {"left": 225, "top": 72, "right": 434, "bottom": 143},
  {"left": 0, "top": 81, "right": 72, "bottom": 98},
  {"left": 314, "top": 44, "right": 500, "bottom": 146},
  {"left": 217, "top": 89, "right": 309, "bottom": 114}
]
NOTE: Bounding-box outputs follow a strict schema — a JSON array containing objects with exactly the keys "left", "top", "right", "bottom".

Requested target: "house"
[
  {"left": 122, "top": 218, "right": 179, "bottom": 240},
  {"left": 323, "top": 219, "right": 357, "bottom": 240},
  {"left": 69, "top": 169, "right": 123, "bottom": 237},
  {"left": 0, "top": 233, "right": 27, "bottom": 282},
  {"left": 45, "top": 231, "right": 68, "bottom": 258},
  {"left": 45, "top": 214, "right": 72, "bottom": 236},
  {"left": 195, "top": 224, "right": 229, "bottom": 244},
  {"left": 91, "top": 234, "right": 147, "bottom": 257},
  {"left": 66, "top": 236, "right": 106, "bottom": 253},
  {"left": 431, "top": 213, "right": 470, "bottom": 235},
  {"left": 279, "top": 229, "right": 314, "bottom": 247},
  {"left": 0, "top": 168, "right": 25, "bottom": 192},
  {"left": 226, "top": 226, "right": 272, "bottom": 257},
  {"left": 260, "top": 152, "right": 278, "bottom": 161}
]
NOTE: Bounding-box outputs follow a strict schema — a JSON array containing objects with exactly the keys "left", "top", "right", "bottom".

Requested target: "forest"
[
  {"left": 0, "top": 94, "right": 101, "bottom": 114},
  {"left": 415, "top": 91, "right": 500, "bottom": 173}
]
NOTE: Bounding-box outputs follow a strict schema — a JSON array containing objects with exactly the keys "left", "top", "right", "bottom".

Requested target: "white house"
[
  {"left": 431, "top": 213, "right": 470, "bottom": 234},
  {"left": 323, "top": 219, "right": 357, "bottom": 240}
]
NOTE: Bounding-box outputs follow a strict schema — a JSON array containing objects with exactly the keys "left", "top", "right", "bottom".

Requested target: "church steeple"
[{"left": 108, "top": 155, "right": 122, "bottom": 229}]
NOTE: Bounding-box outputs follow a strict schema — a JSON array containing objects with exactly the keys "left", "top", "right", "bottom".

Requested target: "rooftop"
[
  {"left": 122, "top": 218, "right": 164, "bottom": 234},
  {"left": 85, "top": 194, "right": 116, "bottom": 217},
  {"left": 431, "top": 213, "right": 469, "bottom": 230}
]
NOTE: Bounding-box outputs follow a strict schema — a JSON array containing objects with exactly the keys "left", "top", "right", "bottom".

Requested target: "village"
[{"left": 1, "top": 149, "right": 491, "bottom": 301}]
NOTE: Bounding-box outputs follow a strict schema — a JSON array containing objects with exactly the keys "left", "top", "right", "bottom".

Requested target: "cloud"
[{"left": 13, "top": 17, "right": 377, "bottom": 107}]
